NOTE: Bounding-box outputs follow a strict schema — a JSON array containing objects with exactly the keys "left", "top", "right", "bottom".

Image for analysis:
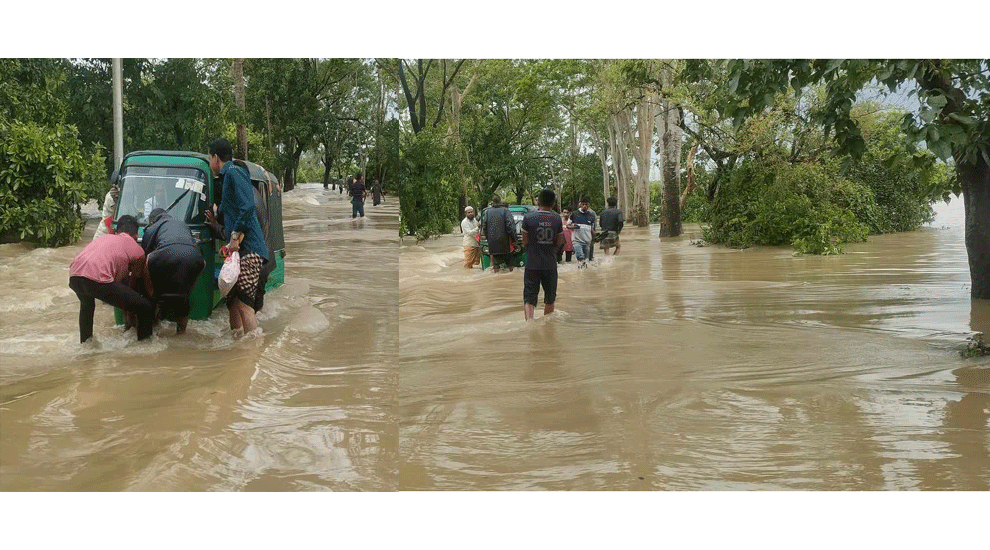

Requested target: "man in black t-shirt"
[
  {"left": 521, "top": 188, "right": 564, "bottom": 321},
  {"left": 350, "top": 172, "right": 367, "bottom": 218},
  {"left": 598, "top": 196, "right": 624, "bottom": 255}
]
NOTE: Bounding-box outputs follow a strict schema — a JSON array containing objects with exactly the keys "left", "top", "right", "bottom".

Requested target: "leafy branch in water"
[{"left": 960, "top": 334, "right": 989, "bottom": 358}]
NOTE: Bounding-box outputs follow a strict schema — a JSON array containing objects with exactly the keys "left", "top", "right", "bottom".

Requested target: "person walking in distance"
[
  {"left": 521, "top": 189, "right": 564, "bottom": 321},
  {"left": 460, "top": 206, "right": 481, "bottom": 268},
  {"left": 557, "top": 207, "right": 574, "bottom": 264},
  {"left": 350, "top": 172, "right": 367, "bottom": 218},
  {"left": 372, "top": 179, "right": 382, "bottom": 206},
  {"left": 568, "top": 196, "right": 596, "bottom": 268},
  {"left": 598, "top": 196, "right": 624, "bottom": 256},
  {"left": 481, "top": 195, "right": 517, "bottom": 273}
]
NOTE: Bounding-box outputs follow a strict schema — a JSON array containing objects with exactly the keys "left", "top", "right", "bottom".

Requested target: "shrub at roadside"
[
  {"left": 0, "top": 121, "right": 106, "bottom": 247},
  {"left": 702, "top": 160, "right": 871, "bottom": 254}
]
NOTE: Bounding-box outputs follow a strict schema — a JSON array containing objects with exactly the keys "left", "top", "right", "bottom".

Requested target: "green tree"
[
  {"left": 245, "top": 58, "right": 361, "bottom": 191},
  {"left": 65, "top": 58, "right": 232, "bottom": 173},
  {"left": 692, "top": 59, "right": 989, "bottom": 299},
  {"left": 1, "top": 59, "right": 105, "bottom": 246}
]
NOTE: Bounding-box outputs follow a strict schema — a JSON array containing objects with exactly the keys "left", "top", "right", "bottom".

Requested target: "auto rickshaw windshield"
[
  {"left": 116, "top": 166, "right": 207, "bottom": 225},
  {"left": 512, "top": 212, "right": 524, "bottom": 234}
]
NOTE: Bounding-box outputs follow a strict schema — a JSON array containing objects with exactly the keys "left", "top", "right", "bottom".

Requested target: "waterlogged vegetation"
[{"left": 962, "top": 334, "right": 990, "bottom": 358}]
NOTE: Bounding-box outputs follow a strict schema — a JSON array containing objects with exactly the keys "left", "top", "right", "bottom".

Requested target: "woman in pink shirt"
[
  {"left": 68, "top": 215, "right": 155, "bottom": 342},
  {"left": 557, "top": 208, "right": 575, "bottom": 263}
]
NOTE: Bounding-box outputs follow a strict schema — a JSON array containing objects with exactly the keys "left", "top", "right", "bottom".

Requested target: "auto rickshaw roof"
[
  {"left": 481, "top": 204, "right": 536, "bottom": 211},
  {"left": 123, "top": 151, "right": 211, "bottom": 171},
  {"left": 122, "top": 151, "right": 277, "bottom": 184}
]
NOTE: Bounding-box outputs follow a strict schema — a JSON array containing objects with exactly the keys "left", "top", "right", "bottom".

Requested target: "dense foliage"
[
  {"left": 0, "top": 122, "right": 106, "bottom": 246},
  {"left": 691, "top": 58, "right": 988, "bottom": 298},
  {"left": 397, "top": 128, "right": 461, "bottom": 239},
  {"left": 1, "top": 59, "right": 106, "bottom": 246},
  {"left": 698, "top": 109, "right": 947, "bottom": 254}
]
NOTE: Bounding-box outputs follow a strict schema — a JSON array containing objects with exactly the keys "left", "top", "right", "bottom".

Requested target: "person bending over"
[{"left": 68, "top": 215, "right": 154, "bottom": 342}]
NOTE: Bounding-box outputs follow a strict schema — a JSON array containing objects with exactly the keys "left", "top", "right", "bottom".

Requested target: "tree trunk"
[
  {"left": 960, "top": 154, "right": 990, "bottom": 299},
  {"left": 589, "top": 125, "right": 610, "bottom": 201},
  {"left": 659, "top": 99, "right": 683, "bottom": 238},
  {"left": 631, "top": 95, "right": 656, "bottom": 227},
  {"left": 322, "top": 152, "right": 333, "bottom": 186},
  {"left": 283, "top": 142, "right": 306, "bottom": 192},
  {"left": 680, "top": 143, "right": 699, "bottom": 208},
  {"left": 265, "top": 98, "right": 274, "bottom": 159},
  {"left": 232, "top": 58, "right": 247, "bottom": 160},
  {"left": 447, "top": 72, "right": 476, "bottom": 217},
  {"left": 607, "top": 111, "right": 633, "bottom": 213},
  {"left": 569, "top": 118, "right": 580, "bottom": 210}
]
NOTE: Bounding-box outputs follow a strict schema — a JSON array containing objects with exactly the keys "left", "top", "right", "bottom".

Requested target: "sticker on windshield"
[{"left": 175, "top": 179, "right": 205, "bottom": 194}]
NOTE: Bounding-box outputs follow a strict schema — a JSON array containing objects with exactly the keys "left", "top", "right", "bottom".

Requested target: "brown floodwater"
[
  {"left": 399, "top": 200, "right": 989, "bottom": 490},
  {"left": 0, "top": 184, "right": 398, "bottom": 490}
]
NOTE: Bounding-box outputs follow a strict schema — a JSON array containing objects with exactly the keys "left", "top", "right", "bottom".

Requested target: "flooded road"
[
  {"left": 1, "top": 184, "right": 398, "bottom": 490},
  {"left": 398, "top": 200, "right": 989, "bottom": 490}
]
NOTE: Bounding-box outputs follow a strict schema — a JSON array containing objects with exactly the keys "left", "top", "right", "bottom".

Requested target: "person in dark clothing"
[
  {"left": 372, "top": 179, "right": 382, "bottom": 206},
  {"left": 521, "top": 189, "right": 564, "bottom": 321},
  {"left": 598, "top": 196, "right": 624, "bottom": 255},
  {"left": 68, "top": 215, "right": 154, "bottom": 342},
  {"left": 350, "top": 172, "right": 367, "bottom": 218},
  {"left": 143, "top": 209, "right": 206, "bottom": 334},
  {"left": 481, "top": 195, "right": 517, "bottom": 272}
]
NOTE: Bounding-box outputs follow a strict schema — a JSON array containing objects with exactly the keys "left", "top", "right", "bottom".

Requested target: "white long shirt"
[{"left": 460, "top": 217, "right": 480, "bottom": 247}]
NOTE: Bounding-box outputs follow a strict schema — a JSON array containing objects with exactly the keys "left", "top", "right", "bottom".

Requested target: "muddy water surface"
[
  {"left": 1, "top": 184, "right": 398, "bottom": 490},
  {"left": 399, "top": 200, "right": 989, "bottom": 490}
]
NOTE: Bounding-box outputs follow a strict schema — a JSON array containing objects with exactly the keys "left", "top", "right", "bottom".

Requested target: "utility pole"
[
  {"left": 112, "top": 58, "right": 124, "bottom": 170},
  {"left": 232, "top": 58, "right": 247, "bottom": 159}
]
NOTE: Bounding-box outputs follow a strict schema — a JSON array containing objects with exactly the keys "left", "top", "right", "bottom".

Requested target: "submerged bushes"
[
  {"left": 702, "top": 160, "right": 871, "bottom": 254},
  {"left": 697, "top": 112, "right": 946, "bottom": 254}
]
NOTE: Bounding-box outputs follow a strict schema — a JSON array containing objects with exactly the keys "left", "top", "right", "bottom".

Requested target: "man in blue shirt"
[
  {"left": 206, "top": 138, "right": 269, "bottom": 335},
  {"left": 521, "top": 188, "right": 564, "bottom": 321}
]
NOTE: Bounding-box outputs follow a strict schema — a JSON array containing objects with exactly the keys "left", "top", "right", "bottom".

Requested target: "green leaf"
[
  {"left": 728, "top": 71, "right": 741, "bottom": 94},
  {"left": 906, "top": 62, "right": 920, "bottom": 80},
  {"left": 947, "top": 112, "right": 977, "bottom": 127},
  {"left": 928, "top": 140, "right": 952, "bottom": 161},
  {"left": 927, "top": 94, "right": 948, "bottom": 111}
]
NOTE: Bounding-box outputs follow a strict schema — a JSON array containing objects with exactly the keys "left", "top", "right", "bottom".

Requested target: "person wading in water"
[
  {"left": 206, "top": 138, "right": 269, "bottom": 336},
  {"left": 481, "top": 195, "right": 517, "bottom": 273},
  {"left": 460, "top": 205, "right": 481, "bottom": 268},
  {"left": 68, "top": 215, "right": 154, "bottom": 342},
  {"left": 521, "top": 188, "right": 564, "bottom": 320},
  {"left": 598, "top": 196, "right": 624, "bottom": 256}
]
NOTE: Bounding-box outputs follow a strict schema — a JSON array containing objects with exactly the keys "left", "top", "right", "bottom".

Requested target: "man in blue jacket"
[{"left": 206, "top": 138, "right": 269, "bottom": 335}]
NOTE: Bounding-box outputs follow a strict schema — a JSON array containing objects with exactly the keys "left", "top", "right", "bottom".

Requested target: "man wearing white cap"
[{"left": 460, "top": 206, "right": 481, "bottom": 268}]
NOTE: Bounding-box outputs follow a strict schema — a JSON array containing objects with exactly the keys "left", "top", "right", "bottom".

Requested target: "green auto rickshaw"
[
  {"left": 479, "top": 204, "right": 535, "bottom": 270},
  {"left": 111, "top": 150, "right": 286, "bottom": 323}
]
